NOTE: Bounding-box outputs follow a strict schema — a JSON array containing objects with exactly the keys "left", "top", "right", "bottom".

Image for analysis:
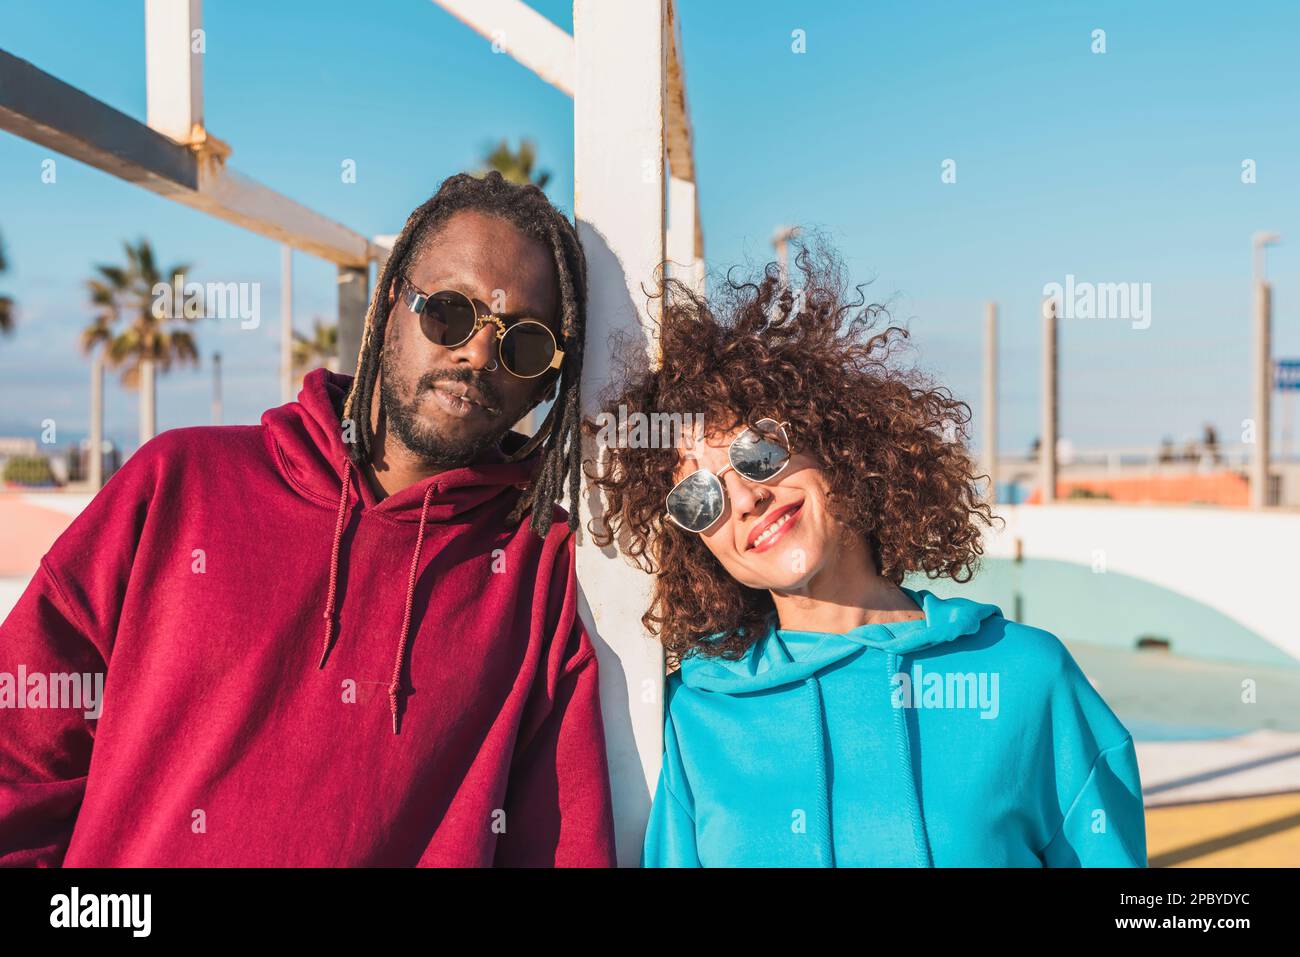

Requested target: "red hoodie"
[{"left": 0, "top": 369, "right": 616, "bottom": 867}]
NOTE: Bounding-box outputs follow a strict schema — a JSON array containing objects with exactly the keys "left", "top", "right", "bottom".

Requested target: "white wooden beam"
[
  {"left": 145, "top": 0, "right": 204, "bottom": 143},
  {"left": 430, "top": 0, "right": 575, "bottom": 96},
  {"left": 574, "top": 0, "right": 668, "bottom": 869},
  {"left": 0, "top": 50, "right": 380, "bottom": 268}
]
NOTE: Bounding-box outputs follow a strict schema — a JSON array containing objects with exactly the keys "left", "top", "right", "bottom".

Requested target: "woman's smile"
[{"left": 747, "top": 502, "right": 802, "bottom": 553}]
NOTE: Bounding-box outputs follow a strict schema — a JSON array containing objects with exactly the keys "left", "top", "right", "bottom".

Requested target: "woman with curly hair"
[{"left": 586, "top": 242, "right": 1146, "bottom": 868}]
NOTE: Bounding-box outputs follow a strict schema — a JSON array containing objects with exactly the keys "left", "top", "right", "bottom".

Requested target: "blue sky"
[{"left": 1, "top": 0, "right": 1298, "bottom": 456}]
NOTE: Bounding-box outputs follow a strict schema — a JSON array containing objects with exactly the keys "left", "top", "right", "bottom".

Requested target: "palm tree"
[
  {"left": 292, "top": 317, "right": 338, "bottom": 392},
  {"left": 0, "top": 228, "right": 15, "bottom": 337},
  {"left": 479, "top": 138, "right": 551, "bottom": 189},
  {"left": 84, "top": 239, "right": 201, "bottom": 448}
]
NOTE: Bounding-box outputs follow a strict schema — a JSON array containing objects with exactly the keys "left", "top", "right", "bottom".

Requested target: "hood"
[
  {"left": 262, "top": 368, "right": 547, "bottom": 734},
  {"left": 679, "top": 588, "right": 1001, "bottom": 693},
  {"left": 263, "top": 368, "right": 542, "bottom": 520},
  {"left": 679, "top": 587, "right": 1002, "bottom": 867}
]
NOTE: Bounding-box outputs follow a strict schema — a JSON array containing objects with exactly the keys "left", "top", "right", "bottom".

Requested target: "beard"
[{"left": 378, "top": 349, "right": 512, "bottom": 469}]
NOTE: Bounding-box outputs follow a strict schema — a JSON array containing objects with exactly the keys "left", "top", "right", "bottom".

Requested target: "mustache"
[{"left": 416, "top": 368, "right": 503, "bottom": 415}]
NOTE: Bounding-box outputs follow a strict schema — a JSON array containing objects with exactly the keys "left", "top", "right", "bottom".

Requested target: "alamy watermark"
[
  {"left": 1042, "top": 274, "right": 1151, "bottom": 329},
  {"left": 592, "top": 403, "right": 706, "bottom": 450},
  {"left": 0, "top": 667, "right": 103, "bottom": 718},
  {"left": 891, "top": 664, "right": 1000, "bottom": 719},
  {"left": 50, "top": 887, "right": 150, "bottom": 937},
  {"left": 152, "top": 272, "right": 261, "bottom": 329}
]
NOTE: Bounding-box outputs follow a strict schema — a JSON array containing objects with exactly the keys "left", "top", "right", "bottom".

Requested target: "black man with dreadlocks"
[{"left": 0, "top": 172, "right": 617, "bottom": 867}]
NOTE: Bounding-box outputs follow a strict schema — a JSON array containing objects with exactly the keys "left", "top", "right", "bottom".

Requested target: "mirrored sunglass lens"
[
  {"left": 500, "top": 321, "right": 555, "bottom": 377},
  {"left": 424, "top": 292, "right": 477, "bottom": 346},
  {"left": 667, "top": 471, "right": 724, "bottom": 532},
  {"left": 731, "top": 424, "right": 789, "bottom": 481}
]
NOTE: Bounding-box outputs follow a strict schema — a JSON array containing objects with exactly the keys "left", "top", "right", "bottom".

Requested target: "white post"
[
  {"left": 337, "top": 266, "right": 367, "bottom": 380},
  {"left": 211, "top": 351, "right": 223, "bottom": 425},
  {"left": 1041, "top": 297, "right": 1057, "bottom": 504},
  {"left": 1252, "top": 281, "right": 1272, "bottom": 507},
  {"left": 983, "top": 302, "right": 998, "bottom": 504},
  {"left": 574, "top": 0, "right": 667, "bottom": 866},
  {"left": 139, "top": 358, "right": 157, "bottom": 447},
  {"left": 280, "top": 245, "right": 294, "bottom": 402},
  {"left": 89, "top": 354, "right": 103, "bottom": 490},
  {"left": 145, "top": 0, "right": 203, "bottom": 143}
]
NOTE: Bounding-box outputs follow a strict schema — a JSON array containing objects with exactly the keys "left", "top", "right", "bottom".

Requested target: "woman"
[{"left": 586, "top": 243, "right": 1146, "bottom": 867}]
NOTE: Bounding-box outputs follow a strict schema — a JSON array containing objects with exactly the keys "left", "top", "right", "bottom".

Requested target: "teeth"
[
  {"left": 438, "top": 386, "right": 480, "bottom": 407},
  {"left": 753, "top": 510, "right": 794, "bottom": 546}
]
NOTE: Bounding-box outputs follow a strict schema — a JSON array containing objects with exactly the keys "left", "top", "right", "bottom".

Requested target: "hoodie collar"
[
  {"left": 263, "top": 368, "right": 541, "bottom": 521},
  {"left": 678, "top": 588, "right": 1002, "bottom": 693}
]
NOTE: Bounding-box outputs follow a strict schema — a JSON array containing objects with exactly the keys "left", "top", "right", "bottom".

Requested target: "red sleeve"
[
  {"left": 0, "top": 439, "right": 154, "bottom": 867},
  {"left": 494, "top": 642, "right": 617, "bottom": 867},
  {"left": 0, "top": 561, "right": 105, "bottom": 866}
]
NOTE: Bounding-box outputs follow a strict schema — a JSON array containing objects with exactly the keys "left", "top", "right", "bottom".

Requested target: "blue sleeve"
[
  {"left": 1034, "top": 639, "right": 1148, "bottom": 867},
  {"left": 641, "top": 695, "right": 701, "bottom": 868},
  {"left": 1040, "top": 734, "right": 1147, "bottom": 867}
]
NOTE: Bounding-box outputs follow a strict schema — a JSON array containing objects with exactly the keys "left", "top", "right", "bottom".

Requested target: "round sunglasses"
[
  {"left": 665, "top": 418, "right": 793, "bottom": 533},
  {"left": 400, "top": 275, "right": 564, "bottom": 379}
]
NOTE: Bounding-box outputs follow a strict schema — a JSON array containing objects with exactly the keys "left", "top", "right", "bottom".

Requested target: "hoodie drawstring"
[
  {"left": 887, "top": 651, "right": 934, "bottom": 867},
  {"left": 804, "top": 676, "right": 836, "bottom": 867},
  {"left": 319, "top": 458, "right": 353, "bottom": 669},
  {"left": 389, "top": 482, "right": 436, "bottom": 735},
  {"left": 317, "top": 458, "right": 436, "bottom": 737}
]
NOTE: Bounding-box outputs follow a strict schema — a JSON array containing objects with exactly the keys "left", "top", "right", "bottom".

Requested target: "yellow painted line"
[{"left": 1146, "top": 791, "right": 1300, "bottom": 867}]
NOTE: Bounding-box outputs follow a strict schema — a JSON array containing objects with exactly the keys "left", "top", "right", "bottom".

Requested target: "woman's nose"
[{"left": 724, "top": 470, "right": 770, "bottom": 520}]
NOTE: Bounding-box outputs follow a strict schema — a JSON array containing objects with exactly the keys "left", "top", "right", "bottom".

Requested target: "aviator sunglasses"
[
  {"left": 665, "top": 418, "right": 793, "bottom": 533},
  {"left": 400, "top": 275, "right": 564, "bottom": 379}
]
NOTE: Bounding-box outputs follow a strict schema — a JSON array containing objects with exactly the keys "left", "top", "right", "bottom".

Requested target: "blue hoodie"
[{"left": 642, "top": 588, "right": 1147, "bottom": 867}]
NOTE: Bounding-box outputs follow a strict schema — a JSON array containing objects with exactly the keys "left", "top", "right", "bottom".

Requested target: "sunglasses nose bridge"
[{"left": 448, "top": 317, "right": 499, "bottom": 369}]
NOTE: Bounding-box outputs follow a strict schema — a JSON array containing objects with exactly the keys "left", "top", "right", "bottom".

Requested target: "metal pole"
[
  {"left": 337, "top": 266, "right": 367, "bottom": 382},
  {"left": 1252, "top": 280, "right": 1272, "bottom": 507},
  {"left": 212, "top": 351, "right": 223, "bottom": 425},
  {"left": 1041, "top": 297, "right": 1058, "bottom": 503},
  {"left": 89, "top": 353, "right": 104, "bottom": 490},
  {"left": 280, "top": 245, "right": 294, "bottom": 402},
  {"left": 139, "top": 357, "right": 156, "bottom": 446},
  {"left": 983, "top": 301, "right": 998, "bottom": 504}
]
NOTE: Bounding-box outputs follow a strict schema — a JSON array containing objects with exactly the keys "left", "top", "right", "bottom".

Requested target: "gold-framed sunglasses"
[
  {"left": 399, "top": 275, "right": 564, "bottom": 379},
  {"left": 665, "top": 418, "right": 793, "bottom": 533}
]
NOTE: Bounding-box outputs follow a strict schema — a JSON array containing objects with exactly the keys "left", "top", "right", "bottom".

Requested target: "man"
[{"left": 0, "top": 172, "right": 616, "bottom": 866}]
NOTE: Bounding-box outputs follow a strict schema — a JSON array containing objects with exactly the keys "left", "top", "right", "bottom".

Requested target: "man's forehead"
[{"left": 408, "top": 217, "right": 558, "bottom": 318}]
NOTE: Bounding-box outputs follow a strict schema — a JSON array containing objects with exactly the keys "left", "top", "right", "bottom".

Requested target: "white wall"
[{"left": 985, "top": 504, "right": 1300, "bottom": 663}]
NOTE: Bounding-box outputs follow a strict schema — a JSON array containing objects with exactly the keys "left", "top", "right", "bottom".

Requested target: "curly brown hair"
[{"left": 584, "top": 238, "right": 998, "bottom": 667}]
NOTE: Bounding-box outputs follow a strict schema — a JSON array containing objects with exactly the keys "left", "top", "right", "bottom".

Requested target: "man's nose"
[{"left": 450, "top": 321, "right": 498, "bottom": 371}]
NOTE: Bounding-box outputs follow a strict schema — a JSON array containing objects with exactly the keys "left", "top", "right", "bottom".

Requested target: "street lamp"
[
  {"left": 1253, "top": 231, "right": 1280, "bottom": 283},
  {"left": 771, "top": 225, "right": 800, "bottom": 280}
]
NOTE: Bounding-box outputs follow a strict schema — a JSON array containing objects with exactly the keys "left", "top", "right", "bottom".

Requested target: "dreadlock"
[{"left": 341, "top": 171, "right": 587, "bottom": 539}]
